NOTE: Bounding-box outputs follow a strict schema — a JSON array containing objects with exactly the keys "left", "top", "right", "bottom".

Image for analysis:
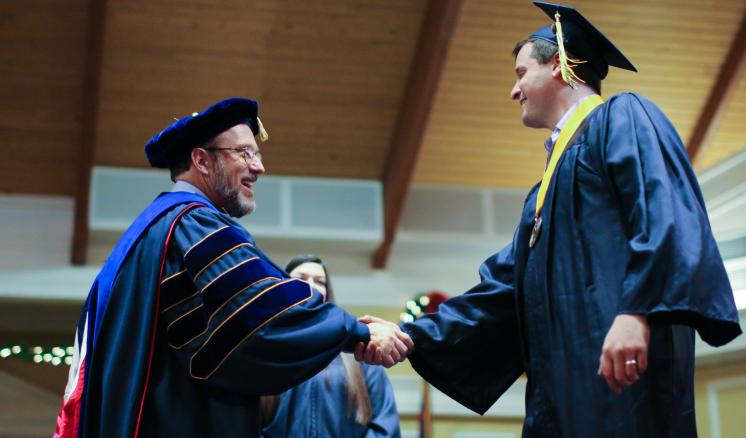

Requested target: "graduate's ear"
[
  {"left": 191, "top": 148, "right": 212, "bottom": 176},
  {"left": 550, "top": 53, "right": 563, "bottom": 79}
]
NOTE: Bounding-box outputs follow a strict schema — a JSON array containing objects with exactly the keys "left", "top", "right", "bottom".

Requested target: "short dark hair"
[
  {"left": 512, "top": 37, "right": 602, "bottom": 94},
  {"left": 168, "top": 153, "right": 191, "bottom": 181},
  {"left": 167, "top": 137, "right": 218, "bottom": 181}
]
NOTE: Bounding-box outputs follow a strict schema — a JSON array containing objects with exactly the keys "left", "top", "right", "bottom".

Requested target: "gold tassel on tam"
[
  {"left": 257, "top": 117, "right": 269, "bottom": 142},
  {"left": 553, "top": 12, "right": 587, "bottom": 89}
]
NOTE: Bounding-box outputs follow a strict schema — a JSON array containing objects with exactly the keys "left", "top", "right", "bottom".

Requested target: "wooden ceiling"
[
  {"left": 415, "top": 0, "right": 746, "bottom": 188},
  {"left": 93, "top": 0, "right": 430, "bottom": 181},
  {"left": 699, "top": 63, "right": 746, "bottom": 170},
  {"left": 2, "top": 0, "right": 745, "bottom": 261},
  {"left": 2, "top": 0, "right": 744, "bottom": 197},
  {"left": 0, "top": 0, "right": 90, "bottom": 196}
]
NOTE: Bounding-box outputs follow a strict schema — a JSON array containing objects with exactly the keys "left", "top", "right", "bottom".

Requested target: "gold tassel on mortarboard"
[
  {"left": 257, "top": 117, "right": 269, "bottom": 142},
  {"left": 553, "top": 12, "right": 587, "bottom": 89}
]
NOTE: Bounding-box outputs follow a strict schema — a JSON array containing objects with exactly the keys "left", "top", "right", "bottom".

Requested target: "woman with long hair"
[{"left": 261, "top": 255, "right": 401, "bottom": 437}]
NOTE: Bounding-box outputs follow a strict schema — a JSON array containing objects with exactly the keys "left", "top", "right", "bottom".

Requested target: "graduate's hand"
[
  {"left": 359, "top": 315, "right": 415, "bottom": 355},
  {"left": 597, "top": 314, "right": 650, "bottom": 394},
  {"left": 354, "top": 315, "right": 414, "bottom": 368},
  {"left": 360, "top": 322, "right": 405, "bottom": 367}
]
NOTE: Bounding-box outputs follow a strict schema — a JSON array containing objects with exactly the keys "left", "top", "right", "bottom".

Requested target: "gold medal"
[{"left": 529, "top": 216, "right": 542, "bottom": 248}]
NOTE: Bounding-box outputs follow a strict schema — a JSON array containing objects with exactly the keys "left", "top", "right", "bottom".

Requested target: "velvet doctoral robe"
[{"left": 55, "top": 192, "right": 370, "bottom": 438}]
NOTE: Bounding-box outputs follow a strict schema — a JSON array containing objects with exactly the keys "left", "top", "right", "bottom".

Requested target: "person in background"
[{"left": 262, "top": 255, "right": 401, "bottom": 438}]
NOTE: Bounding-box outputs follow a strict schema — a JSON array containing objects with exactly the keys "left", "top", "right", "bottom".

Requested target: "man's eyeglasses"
[{"left": 204, "top": 147, "right": 262, "bottom": 164}]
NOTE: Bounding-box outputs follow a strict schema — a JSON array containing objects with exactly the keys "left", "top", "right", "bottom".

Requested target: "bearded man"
[{"left": 54, "top": 98, "right": 412, "bottom": 438}]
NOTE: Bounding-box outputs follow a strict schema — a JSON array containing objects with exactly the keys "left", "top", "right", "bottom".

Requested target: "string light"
[
  {"left": 400, "top": 291, "right": 449, "bottom": 323},
  {"left": 400, "top": 312, "right": 415, "bottom": 323},
  {"left": 0, "top": 344, "right": 74, "bottom": 367}
]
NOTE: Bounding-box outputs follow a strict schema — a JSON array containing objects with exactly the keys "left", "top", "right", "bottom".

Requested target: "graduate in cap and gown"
[
  {"left": 261, "top": 255, "right": 401, "bottom": 438},
  {"left": 53, "top": 98, "right": 413, "bottom": 438},
  {"left": 392, "top": 2, "right": 742, "bottom": 436}
]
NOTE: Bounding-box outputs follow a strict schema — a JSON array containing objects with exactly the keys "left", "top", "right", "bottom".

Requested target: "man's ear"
[
  {"left": 550, "top": 53, "right": 563, "bottom": 79},
  {"left": 191, "top": 148, "right": 211, "bottom": 176}
]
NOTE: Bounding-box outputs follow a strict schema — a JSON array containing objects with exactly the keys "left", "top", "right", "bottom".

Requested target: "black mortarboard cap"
[
  {"left": 145, "top": 97, "right": 268, "bottom": 169},
  {"left": 529, "top": 2, "right": 637, "bottom": 80}
]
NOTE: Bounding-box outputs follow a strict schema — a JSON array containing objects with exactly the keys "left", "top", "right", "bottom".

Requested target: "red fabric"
[{"left": 53, "top": 358, "right": 86, "bottom": 438}]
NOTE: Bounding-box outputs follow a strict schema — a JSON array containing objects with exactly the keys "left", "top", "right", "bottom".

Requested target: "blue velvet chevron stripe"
[
  {"left": 160, "top": 270, "right": 198, "bottom": 312},
  {"left": 166, "top": 306, "right": 207, "bottom": 349},
  {"left": 166, "top": 259, "right": 283, "bottom": 349},
  {"left": 190, "top": 279, "right": 312, "bottom": 379},
  {"left": 201, "top": 258, "right": 283, "bottom": 316},
  {"left": 184, "top": 226, "right": 252, "bottom": 280}
]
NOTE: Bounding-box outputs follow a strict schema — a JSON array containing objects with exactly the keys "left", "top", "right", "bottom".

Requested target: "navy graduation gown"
[
  {"left": 404, "top": 93, "right": 741, "bottom": 437},
  {"left": 262, "top": 354, "right": 401, "bottom": 438},
  {"left": 76, "top": 196, "right": 370, "bottom": 437}
]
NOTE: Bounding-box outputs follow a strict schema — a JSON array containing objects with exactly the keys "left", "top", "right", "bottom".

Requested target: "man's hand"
[
  {"left": 353, "top": 315, "right": 414, "bottom": 368},
  {"left": 597, "top": 314, "right": 650, "bottom": 394}
]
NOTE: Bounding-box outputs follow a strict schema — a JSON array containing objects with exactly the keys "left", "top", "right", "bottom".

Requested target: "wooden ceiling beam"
[
  {"left": 372, "top": 0, "right": 463, "bottom": 269},
  {"left": 71, "top": 0, "right": 108, "bottom": 265},
  {"left": 687, "top": 10, "right": 746, "bottom": 163}
]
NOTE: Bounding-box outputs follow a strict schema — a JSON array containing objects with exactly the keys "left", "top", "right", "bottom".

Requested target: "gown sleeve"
[
  {"left": 595, "top": 93, "right": 741, "bottom": 346},
  {"left": 159, "top": 207, "right": 370, "bottom": 395},
  {"left": 401, "top": 242, "right": 524, "bottom": 415},
  {"left": 362, "top": 361, "right": 401, "bottom": 438}
]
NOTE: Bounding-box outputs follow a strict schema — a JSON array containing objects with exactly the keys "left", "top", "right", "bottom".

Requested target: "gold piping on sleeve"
[
  {"left": 168, "top": 276, "right": 281, "bottom": 350},
  {"left": 189, "top": 279, "right": 313, "bottom": 380},
  {"left": 167, "top": 304, "right": 204, "bottom": 330},
  {"left": 161, "top": 269, "right": 187, "bottom": 285},
  {"left": 161, "top": 289, "right": 201, "bottom": 314},
  {"left": 183, "top": 226, "right": 230, "bottom": 259},
  {"left": 200, "top": 256, "right": 259, "bottom": 292},
  {"left": 163, "top": 253, "right": 263, "bottom": 315},
  {"left": 193, "top": 243, "right": 252, "bottom": 281},
  {"left": 166, "top": 303, "right": 205, "bottom": 349}
]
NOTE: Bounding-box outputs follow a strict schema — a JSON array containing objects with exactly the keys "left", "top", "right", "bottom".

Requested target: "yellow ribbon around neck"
[{"left": 534, "top": 95, "right": 604, "bottom": 219}]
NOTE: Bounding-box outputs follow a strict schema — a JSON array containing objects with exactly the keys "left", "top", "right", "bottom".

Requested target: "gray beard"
[{"left": 211, "top": 162, "right": 255, "bottom": 218}]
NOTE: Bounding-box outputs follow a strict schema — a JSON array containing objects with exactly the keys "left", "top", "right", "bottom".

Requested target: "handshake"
[{"left": 354, "top": 315, "right": 415, "bottom": 368}]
